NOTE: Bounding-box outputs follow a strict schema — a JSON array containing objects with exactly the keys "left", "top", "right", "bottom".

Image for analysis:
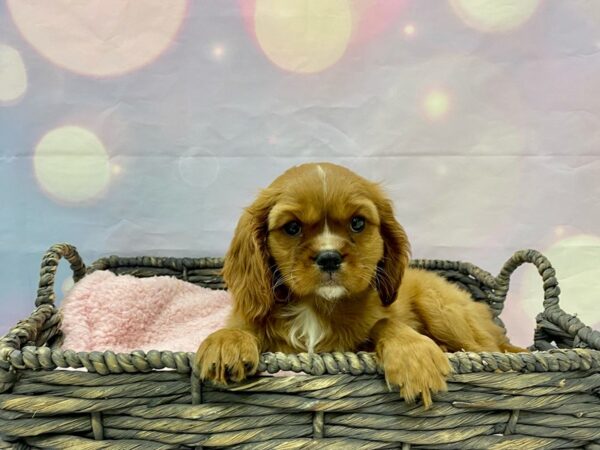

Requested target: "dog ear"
[
  {"left": 375, "top": 198, "right": 411, "bottom": 306},
  {"left": 222, "top": 192, "right": 275, "bottom": 323}
]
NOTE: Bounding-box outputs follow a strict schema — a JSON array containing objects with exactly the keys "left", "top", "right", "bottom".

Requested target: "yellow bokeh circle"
[
  {"left": 423, "top": 89, "right": 450, "bottom": 120},
  {"left": 34, "top": 126, "right": 111, "bottom": 204},
  {"left": 254, "top": 0, "right": 352, "bottom": 73},
  {"left": 0, "top": 44, "right": 27, "bottom": 103},
  {"left": 7, "top": 0, "right": 187, "bottom": 77},
  {"left": 404, "top": 24, "right": 416, "bottom": 36},
  {"left": 450, "top": 0, "right": 540, "bottom": 33}
]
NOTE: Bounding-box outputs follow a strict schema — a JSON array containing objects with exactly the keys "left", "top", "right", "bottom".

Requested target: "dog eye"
[
  {"left": 350, "top": 216, "right": 366, "bottom": 232},
  {"left": 283, "top": 220, "right": 302, "bottom": 236}
]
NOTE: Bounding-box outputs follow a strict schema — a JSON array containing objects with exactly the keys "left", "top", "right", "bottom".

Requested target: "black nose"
[{"left": 315, "top": 250, "right": 343, "bottom": 272}]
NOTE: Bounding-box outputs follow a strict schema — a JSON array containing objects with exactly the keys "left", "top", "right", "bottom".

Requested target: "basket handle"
[
  {"left": 494, "top": 249, "right": 561, "bottom": 312},
  {"left": 494, "top": 249, "right": 600, "bottom": 350},
  {"left": 35, "top": 243, "right": 87, "bottom": 307}
]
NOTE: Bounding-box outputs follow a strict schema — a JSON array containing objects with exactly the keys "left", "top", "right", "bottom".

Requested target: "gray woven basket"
[{"left": 1, "top": 243, "right": 600, "bottom": 449}]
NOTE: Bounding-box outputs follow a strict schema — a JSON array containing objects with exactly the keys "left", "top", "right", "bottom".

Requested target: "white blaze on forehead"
[
  {"left": 314, "top": 165, "right": 345, "bottom": 250},
  {"left": 317, "top": 222, "right": 344, "bottom": 250},
  {"left": 316, "top": 164, "right": 327, "bottom": 197}
]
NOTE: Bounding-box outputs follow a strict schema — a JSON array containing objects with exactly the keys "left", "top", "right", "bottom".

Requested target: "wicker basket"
[{"left": 1, "top": 243, "right": 600, "bottom": 449}]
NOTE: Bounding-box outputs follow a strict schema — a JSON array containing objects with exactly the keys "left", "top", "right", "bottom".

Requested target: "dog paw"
[
  {"left": 195, "top": 328, "right": 260, "bottom": 384},
  {"left": 378, "top": 337, "right": 451, "bottom": 408}
]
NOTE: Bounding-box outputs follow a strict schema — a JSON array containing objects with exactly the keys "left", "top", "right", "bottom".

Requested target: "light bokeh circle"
[
  {"left": 0, "top": 44, "right": 27, "bottom": 103},
  {"left": 423, "top": 89, "right": 451, "bottom": 120},
  {"left": 521, "top": 234, "right": 600, "bottom": 327},
  {"left": 450, "top": 0, "right": 540, "bottom": 33},
  {"left": 6, "top": 0, "right": 187, "bottom": 77},
  {"left": 403, "top": 24, "right": 416, "bottom": 36},
  {"left": 254, "top": 0, "right": 352, "bottom": 73},
  {"left": 34, "top": 126, "right": 111, "bottom": 203}
]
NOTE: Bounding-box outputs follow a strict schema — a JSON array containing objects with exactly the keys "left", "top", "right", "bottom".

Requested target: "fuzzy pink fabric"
[{"left": 61, "top": 271, "right": 232, "bottom": 353}]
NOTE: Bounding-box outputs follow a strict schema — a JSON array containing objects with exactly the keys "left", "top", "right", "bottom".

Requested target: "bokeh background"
[{"left": 1, "top": 0, "right": 599, "bottom": 346}]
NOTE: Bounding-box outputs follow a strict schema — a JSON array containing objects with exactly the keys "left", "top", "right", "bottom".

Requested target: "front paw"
[
  {"left": 378, "top": 338, "right": 451, "bottom": 408},
  {"left": 195, "top": 328, "right": 260, "bottom": 384}
]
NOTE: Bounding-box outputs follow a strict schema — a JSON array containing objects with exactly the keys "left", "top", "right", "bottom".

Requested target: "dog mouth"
[
  {"left": 316, "top": 284, "right": 347, "bottom": 300},
  {"left": 319, "top": 272, "right": 344, "bottom": 288},
  {"left": 321, "top": 272, "right": 338, "bottom": 283},
  {"left": 316, "top": 273, "right": 347, "bottom": 300}
]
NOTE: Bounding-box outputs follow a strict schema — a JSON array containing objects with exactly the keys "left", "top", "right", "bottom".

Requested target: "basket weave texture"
[{"left": 1, "top": 243, "right": 600, "bottom": 449}]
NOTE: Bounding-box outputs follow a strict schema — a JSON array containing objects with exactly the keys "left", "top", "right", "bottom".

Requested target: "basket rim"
[
  {"left": 88, "top": 255, "right": 225, "bottom": 273},
  {"left": 2, "top": 244, "right": 600, "bottom": 389},
  {"left": 5, "top": 346, "right": 600, "bottom": 377}
]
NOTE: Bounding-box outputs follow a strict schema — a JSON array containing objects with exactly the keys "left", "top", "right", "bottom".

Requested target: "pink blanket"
[{"left": 61, "top": 271, "right": 232, "bottom": 353}]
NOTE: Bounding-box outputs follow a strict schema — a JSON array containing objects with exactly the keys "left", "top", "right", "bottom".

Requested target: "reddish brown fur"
[{"left": 196, "top": 163, "right": 525, "bottom": 407}]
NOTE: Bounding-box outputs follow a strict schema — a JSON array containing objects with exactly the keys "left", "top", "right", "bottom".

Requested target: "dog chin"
[{"left": 316, "top": 285, "right": 348, "bottom": 301}]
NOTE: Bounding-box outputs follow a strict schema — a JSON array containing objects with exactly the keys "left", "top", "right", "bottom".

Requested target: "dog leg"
[
  {"left": 195, "top": 328, "right": 260, "bottom": 384},
  {"left": 371, "top": 318, "right": 451, "bottom": 408},
  {"left": 412, "top": 282, "right": 527, "bottom": 353}
]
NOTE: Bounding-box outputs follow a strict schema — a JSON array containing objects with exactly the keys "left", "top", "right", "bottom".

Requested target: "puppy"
[{"left": 196, "top": 162, "right": 524, "bottom": 407}]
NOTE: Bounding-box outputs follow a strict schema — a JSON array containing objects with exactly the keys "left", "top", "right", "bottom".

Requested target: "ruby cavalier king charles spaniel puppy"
[{"left": 196, "top": 162, "right": 524, "bottom": 407}]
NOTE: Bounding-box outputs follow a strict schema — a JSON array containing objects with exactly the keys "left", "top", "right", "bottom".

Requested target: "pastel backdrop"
[{"left": 1, "top": 0, "right": 600, "bottom": 347}]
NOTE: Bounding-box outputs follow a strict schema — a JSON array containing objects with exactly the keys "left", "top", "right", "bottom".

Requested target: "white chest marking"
[{"left": 286, "top": 304, "right": 325, "bottom": 353}]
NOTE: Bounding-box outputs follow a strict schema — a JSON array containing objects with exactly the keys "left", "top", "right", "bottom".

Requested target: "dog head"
[{"left": 223, "top": 163, "right": 410, "bottom": 322}]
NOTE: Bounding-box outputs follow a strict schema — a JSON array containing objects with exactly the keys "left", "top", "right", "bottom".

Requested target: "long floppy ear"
[
  {"left": 222, "top": 193, "right": 275, "bottom": 323},
  {"left": 375, "top": 198, "right": 411, "bottom": 306}
]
